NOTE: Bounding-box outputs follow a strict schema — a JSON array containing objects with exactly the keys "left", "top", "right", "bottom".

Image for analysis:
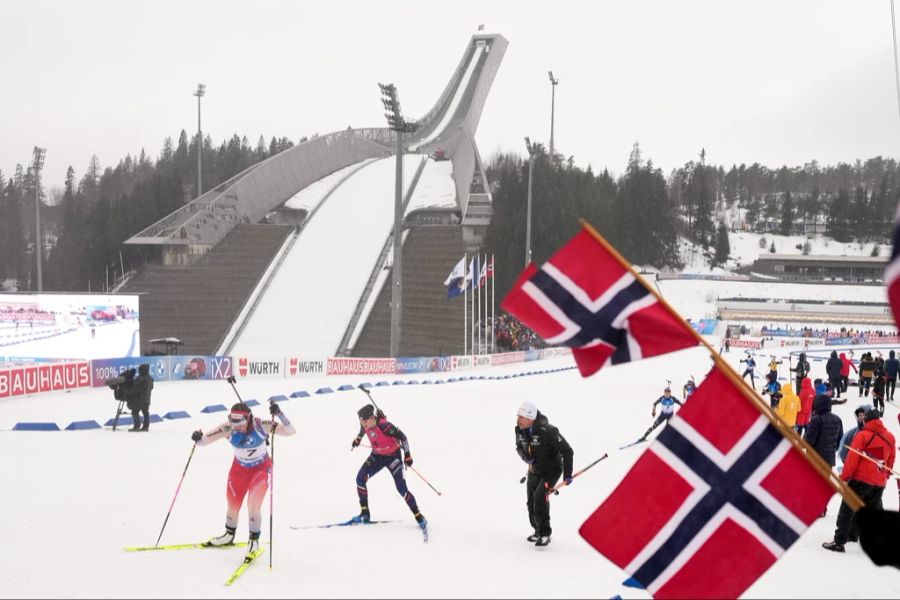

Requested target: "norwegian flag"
[
  {"left": 580, "top": 366, "right": 835, "bottom": 599},
  {"left": 478, "top": 256, "right": 494, "bottom": 288},
  {"left": 886, "top": 213, "right": 900, "bottom": 329},
  {"left": 500, "top": 226, "right": 699, "bottom": 376}
]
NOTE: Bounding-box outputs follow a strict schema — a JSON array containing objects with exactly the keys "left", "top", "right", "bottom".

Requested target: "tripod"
[{"left": 111, "top": 397, "right": 127, "bottom": 431}]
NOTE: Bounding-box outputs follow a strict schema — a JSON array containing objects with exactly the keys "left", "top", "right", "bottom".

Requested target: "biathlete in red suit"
[
  {"left": 350, "top": 404, "right": 427, "bottom": 531},
  {"left": 191, "top": 401, "right": 295, "bottom": 558}
]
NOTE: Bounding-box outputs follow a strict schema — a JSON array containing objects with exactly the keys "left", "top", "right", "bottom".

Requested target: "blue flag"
[{"left": 444, "top": 256, "right": 467, "bottom": 299}]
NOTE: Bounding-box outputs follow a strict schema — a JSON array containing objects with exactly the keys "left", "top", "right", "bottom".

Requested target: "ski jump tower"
[{"left": 125, "top": 33, "right": 508, "bottom": 264}]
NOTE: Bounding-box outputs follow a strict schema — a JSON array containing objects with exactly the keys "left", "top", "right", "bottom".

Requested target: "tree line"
[
  {"left": 1, "top": 133, "right": 897, "bottom": 296},
  {"left": 0, "top": 132, "right": 298, "bottom": 292},
  {"left": 483, "top": 146, "right": 900, "bottom": 298}
]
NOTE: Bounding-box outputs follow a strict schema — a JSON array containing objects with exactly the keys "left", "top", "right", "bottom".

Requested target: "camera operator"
[
  {"left": 129, "top": 364, "right": 154, "bottom": 432},
  {"left": 105, "top": 369, "right": 136, "bottom": 430}
]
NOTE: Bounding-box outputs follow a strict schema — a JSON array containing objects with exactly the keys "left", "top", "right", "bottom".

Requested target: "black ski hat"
[
  {"left": 864, "top": 408, "right": 882, "bottom": 423},
  {"left": 358, "top": 404, "right": 376, "bottom": 420}
]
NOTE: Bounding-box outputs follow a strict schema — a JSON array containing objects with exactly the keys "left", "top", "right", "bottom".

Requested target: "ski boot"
[{"left": 206, "top": 525, "right": 236, "bottom": 547}]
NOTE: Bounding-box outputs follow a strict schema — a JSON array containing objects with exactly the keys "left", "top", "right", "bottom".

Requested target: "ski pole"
[
  {"left": 154, "top": 443, "right": 197, "bottom": 547},
  {"left": 547, "top": 453, "right": 609, "bottom": 497},
  {"left": 358, "top": 385, "right": 384, "bottom": 416},
  {"left": 407, "top": 465, "right": 442, "bottom": 496},
  {"left": 269, "top": 403, "right": 276, "bottom": 570},
  {"left": 226, "top": 375, "right": 243, "bottom": 402}
]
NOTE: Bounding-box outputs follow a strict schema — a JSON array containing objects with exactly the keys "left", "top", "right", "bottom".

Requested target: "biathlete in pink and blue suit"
[
  {"left": 191, "top": 401, "right": 295, "bottom": 558},
  {"left": 350, "top": 404, "right": 427, "bottom": 531}
]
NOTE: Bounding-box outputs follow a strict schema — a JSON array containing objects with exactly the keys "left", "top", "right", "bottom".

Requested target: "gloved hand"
[
  {"left": 564, "top": 476, "right": 574, "bottom": 486},
  {"left": 404, "top": 453, "right": 414, "bottom": 467},
  {"left": 651, "top": 410, "right": 656, "bottom": 418},
  {"left": 191, "top": 430, "right": 203, "bottom": 442},
  {"left": 351, "top": 437, "right": 361, "bottom": 450},
  {"left": 269, "top": 402, "right": 281, "bottom": 416}
]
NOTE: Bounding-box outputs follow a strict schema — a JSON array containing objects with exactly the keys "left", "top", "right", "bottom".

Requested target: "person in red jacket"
[
  {"left": 823, "top": 409, "right": 896, "bottom": 552},
  {"left": 795, "top": 377, "right": 815, "bottom": 436},
  {"left": 839, "top": 352, "right": 857, "bottom": 395}
]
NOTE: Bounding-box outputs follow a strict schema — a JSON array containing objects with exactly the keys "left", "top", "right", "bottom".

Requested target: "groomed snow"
[{"left": 1, "top": 346, "right": 899, "bottom": 598}]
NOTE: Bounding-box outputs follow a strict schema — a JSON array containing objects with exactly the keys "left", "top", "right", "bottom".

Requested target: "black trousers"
[
  {"left": 526, "top": 469, "right": 561, "bottom": 537},
  {"left": 829, "top": 376, "right": 842, "bottom": 398},
  {"left": 131, "top": 400, "right": 149, "bottom": 430},
  {"left": 888, "top": 376, "right": 897, "bottom": 400},
  {"left": 834, "top": 480, "right": 884, "bottom": 545}
]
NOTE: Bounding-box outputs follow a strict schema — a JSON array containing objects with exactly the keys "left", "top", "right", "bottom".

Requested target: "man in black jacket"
[
  {"left": 129, "top": 364, "right": 154, "bottom": 432},
  {"left": 515, "top": 401, "right": 574, "bottom": 548},
  {"left": 803, "top": 393, "right": 844, "bottom": 516},
  {"left": 826, "top": 351, "right": 843, "bottom": 399},
  {"left": 791, "top": 352, "right": 811, "bottom": 392}
]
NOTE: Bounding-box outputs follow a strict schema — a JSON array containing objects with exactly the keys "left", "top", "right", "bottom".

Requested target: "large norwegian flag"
[
  {"left": 500, "top": 225, "right": 699, "bottom": 376},
  {"left": 579, "top": 365, "right": 836, "bottom": 599},
  {"left": 886, "top": 213, "right": 900, "bottom": 328}
]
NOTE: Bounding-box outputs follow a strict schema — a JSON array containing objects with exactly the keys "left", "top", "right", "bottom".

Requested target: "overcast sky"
[{"left": 2, "top": 0, "right": 899, "bottom": 191}]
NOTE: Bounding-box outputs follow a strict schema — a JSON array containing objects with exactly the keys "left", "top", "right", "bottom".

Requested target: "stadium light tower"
[
  {"left": 194, "top": 83, "right": 206, "bottom": 197},
  {"left": 32, "top": 146, "right": 46, "bottom": 292},
  {"left": 378, "top": 82, "right": 419, "bottom": 358},
  {"left": 524, "top": 137, "right": 535, "bottom": 267},
  {"left": 548, "top": 71, "right": 558, "bottom": 158}
]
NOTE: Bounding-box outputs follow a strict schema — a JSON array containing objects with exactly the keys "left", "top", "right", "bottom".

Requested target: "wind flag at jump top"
[
  {"left": 444, "top": 256, "right": 467, "bottom": 299},
  {"left": 500, "top": 222, "right": 699, "bottom": 377}
]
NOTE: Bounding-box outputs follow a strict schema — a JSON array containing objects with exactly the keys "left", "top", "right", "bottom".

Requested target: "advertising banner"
[
  {"left": 286, "top": 357, "right": 327, "bottom": 377},
  {"left": 0, "top": 360, "right": 90, "bottom": 398},
  {"left": 327, "top": 357, "right": 396, "bottom": 376},
  {"left": 235, "top": 356, "right": 285, "bottom": 379},
  {"left": 491, "top": 351, "right": 526, "bottom": 366},
  {"left": 729, "top": 339, "right": 762, "bottom": 350},
  {"left": 169, "top": 355, "right": 233, "bottom": 381},
  {"left": 90, "top": 356, "right": 170, "bottom": 386}
]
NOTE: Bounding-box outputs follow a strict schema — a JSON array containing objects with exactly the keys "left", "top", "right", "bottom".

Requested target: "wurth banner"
[
  {"left": 235, "top": 356, "right": 284, "bottom": 379},
  {"left": 579, "top": 365, "right": 836, "bottom": 599}
]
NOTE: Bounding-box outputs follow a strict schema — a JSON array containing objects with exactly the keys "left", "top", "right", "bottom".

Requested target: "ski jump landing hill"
[{"left": 123, "top": 34, "right": 508, "bottom": 361}]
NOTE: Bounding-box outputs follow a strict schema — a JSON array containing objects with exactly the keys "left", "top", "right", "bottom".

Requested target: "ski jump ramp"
[{"left": 125, "top": 33, "right": 507, "bottom": 356}]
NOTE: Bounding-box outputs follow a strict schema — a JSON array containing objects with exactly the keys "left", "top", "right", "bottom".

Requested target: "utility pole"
[
  {"left": 379, "top": 83, "right": 419, "bottom": 357},
  {"left": 548, "top": 71, "right": 558, "bottom": 159},
  {"left": 524, "top": 137, "right": 535, "bottom": 267},
  {"left": 194, "top": 83, "right": 206, "bottom": 197},
  {"left": 32, "top": 146, "right": 46, "bottom": 292}
]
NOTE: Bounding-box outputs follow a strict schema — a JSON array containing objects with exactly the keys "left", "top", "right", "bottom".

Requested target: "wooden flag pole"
[{"left": 580, "top": 219, "right": 863, "bottom": 511}]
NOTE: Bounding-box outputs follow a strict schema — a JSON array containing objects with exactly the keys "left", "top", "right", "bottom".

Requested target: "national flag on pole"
[
  {"left": 478, "top": 256, "right": 494, "bottom": 288},
  {"left": 500, "top": 224, "right": 699, "bottom": 377},
  {"left": 466, "top": 255, "right": 480, "bottom": 291},
  {"left": 444, "top": 256, "right": 467, "bottom": 299},
  {"left": 886, "top": 209, "right": 900, "bottom": 328},
  {"left": 579, "top": 364, "right": 838, "bottom": 599}
]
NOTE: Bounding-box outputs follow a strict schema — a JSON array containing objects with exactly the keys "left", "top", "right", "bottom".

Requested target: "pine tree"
[
  {"left": 713, "top": 221, "right": 730, "bottom": 266},
  {"left": 780, "top": 190, "right": 794, "bottom": 236},
  {"left": 828, "top": 188, "right": 853, "bottom": 242}
]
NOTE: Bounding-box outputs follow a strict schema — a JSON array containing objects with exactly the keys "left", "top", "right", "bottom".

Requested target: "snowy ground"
[
  {"left": 2, "top": 347, "right": 899, "bottom": 598},
  {"left": 673, "top": 227, "right": 890, "bottom": 275},
  {"left": 656, "top": 278, "right": 888, "bottom": 323}
]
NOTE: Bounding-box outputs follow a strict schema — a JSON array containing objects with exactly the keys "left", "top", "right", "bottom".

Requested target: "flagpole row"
[{"left": 579, "top": 218, "right": 864, "bottom": 511}]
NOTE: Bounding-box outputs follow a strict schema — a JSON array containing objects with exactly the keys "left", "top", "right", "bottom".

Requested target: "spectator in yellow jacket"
[{"left": 776, "top": 382, "right": 801, "bottom": 428}]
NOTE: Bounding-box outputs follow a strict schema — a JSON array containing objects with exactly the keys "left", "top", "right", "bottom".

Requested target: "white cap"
[{"left": 517, "top": 401, "right": 538, "bottom": 420}]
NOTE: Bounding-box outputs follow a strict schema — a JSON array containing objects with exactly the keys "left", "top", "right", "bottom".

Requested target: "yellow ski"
[{"left": 225, "top": 547, "right": 265, "bottom": 586}]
